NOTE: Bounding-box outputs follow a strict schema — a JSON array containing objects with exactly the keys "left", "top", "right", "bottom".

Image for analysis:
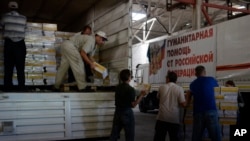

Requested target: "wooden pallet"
[
  {"left": 61, "top": 82, "right": 116, "bottom": 92},
  {"left": 61, "top": 82, "right": 97, "bottom": 92}
]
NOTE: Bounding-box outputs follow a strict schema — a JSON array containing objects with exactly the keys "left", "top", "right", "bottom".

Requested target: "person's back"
[
  {"left": 189, "top": 65, "right": 221, "bottom": 141},
  {"left": 157, "top": 82, "right": 185, "bottom": 123},
  {"left": 115, "top": 83, "right": 135, "bottom": 109},
  {"left": 190, "top": 76, "right": 218, "bottom": 114},
  {"left": 110, "top": 69, "right": 146, "bottom": 141},
  {"left": 154, "top": 71, "right": 186, "bottom": 141}
]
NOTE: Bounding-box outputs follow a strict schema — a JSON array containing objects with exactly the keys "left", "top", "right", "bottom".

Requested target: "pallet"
[
  {"left": 62, "top": 82, "right": 116, "bottom": 92},
  {"left": 61, "top": 82, "right": 96, "bottom": 92}
]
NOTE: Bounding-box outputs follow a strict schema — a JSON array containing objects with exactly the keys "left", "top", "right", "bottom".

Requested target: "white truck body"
[
  {"left": 0, "top": 92, "right": 115, "bottom": 141},
  {"left": 0, "top": 0, "right": 132, "bottom": 140},
  {"left": 134, "top": 15, "right": 250, "bottom": 113},
  {"left": 135, "top": 15, "right": 250, "bottom": 89}
]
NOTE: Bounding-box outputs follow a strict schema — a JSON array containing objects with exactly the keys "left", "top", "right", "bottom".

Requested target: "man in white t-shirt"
[
  {"left": 54, "top": 31, "right": 108, "bottom": 92},
  {"left": 153, "top": 71, "right": 187, "bottom": 141}
]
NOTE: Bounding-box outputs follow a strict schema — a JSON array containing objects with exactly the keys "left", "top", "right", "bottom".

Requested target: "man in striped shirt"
[{"left": 0, "top": 1, "right": 27, "bottom": 92}]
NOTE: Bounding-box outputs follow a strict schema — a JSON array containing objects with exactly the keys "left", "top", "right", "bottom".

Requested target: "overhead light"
[
  {"left": 233, "top": 5, "right": 246, "bottom": 9},
  {"left": 132, "top": 12, "right": 146, "bottom": 21},
  {"left": 232, "top": 5, "right": 246, "bottom": 15}
]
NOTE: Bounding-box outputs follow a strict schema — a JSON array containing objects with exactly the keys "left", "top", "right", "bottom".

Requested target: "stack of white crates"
[
  {"left": 25, "top": 22, "right": 57, "bottom": 86},
  {"left": 217, "top": 87, "right": 238, "bottom": 139}
]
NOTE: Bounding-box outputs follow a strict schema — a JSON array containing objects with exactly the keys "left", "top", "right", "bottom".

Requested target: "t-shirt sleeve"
[
  {"left": 178, "top": 87, "right": 186, "bottom": 103},
  {"left": 81, "top": 36, "right": 94, "bottom": 54},
  {"left": 212, "top": 77, "right": 219, "bottom": 87}
]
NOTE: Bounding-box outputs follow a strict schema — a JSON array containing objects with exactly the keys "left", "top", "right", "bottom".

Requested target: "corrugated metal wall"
[{"left": 85, "top": 0, "right": 132, "bottom": 73}]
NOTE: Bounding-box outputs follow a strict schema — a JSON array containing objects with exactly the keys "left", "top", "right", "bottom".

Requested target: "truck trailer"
[{"left": 135, "top": 15, "right": 250, "bottom": 112}]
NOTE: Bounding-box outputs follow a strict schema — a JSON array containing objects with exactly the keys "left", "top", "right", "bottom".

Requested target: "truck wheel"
[{"left": 139, "top": 98, "right": 147, "bottom": 113}]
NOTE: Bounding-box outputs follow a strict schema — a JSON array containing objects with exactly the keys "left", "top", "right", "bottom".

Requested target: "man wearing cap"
[
  {"left": 54, "top": 31, "right": 108, "bottom": 92},
  {"left": 0, "top": 1, "right": 27, "bottom": 92}
]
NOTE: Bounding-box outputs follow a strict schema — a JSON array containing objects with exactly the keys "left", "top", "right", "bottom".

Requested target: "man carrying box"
[{"left": 54, "top": 31, "right": 108, "bottom": 92}]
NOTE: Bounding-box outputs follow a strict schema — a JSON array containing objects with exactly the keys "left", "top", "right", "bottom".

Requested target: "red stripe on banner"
[{"left": 216, "top": 63, "right": 250, "bottom": 71}]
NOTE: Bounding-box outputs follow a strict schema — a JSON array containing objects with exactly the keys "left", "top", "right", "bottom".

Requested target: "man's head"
[
  {"left": 95, "top": 31, "right": 108, "bottom": 45},
  {"left": 8, "top": 1, "right": 18, "bottom": 9},
  {"left": 81, "top": 25, "right": 92, "bottom": 35},
  {"left": 119, "top": 69, "right": 131, "bottom": 83},
  {"left": 195, "top": 65, "right": 206, "bottom": 77},
  {"left": 166, "top": 71, "right": 177, "bottom": 83},
  {"left": 225, "top": 80, "right": 235, "bottom": 87}
]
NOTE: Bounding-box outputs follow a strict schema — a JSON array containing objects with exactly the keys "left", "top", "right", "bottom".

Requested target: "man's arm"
[
  {"left": 131, "top": 90, "right": 146, "bottom": 108},
  {"left": 185, "top": 90, "right": 192, "bottom": 106},
  {"left": 80, "top": 50, "right": 95, "bottom": 69}
]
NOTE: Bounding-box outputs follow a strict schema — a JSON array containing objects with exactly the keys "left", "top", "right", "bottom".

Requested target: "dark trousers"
[
  {"left": 68, "top": 61, "right": 93, "bottom": 83},
  {"left": 4, "top": 38, "right": 26, "bottom": 91},
  {"left": 110, "top": 108, "right": 135, "bottom": 141},
  {"left": 153, "top": 120, "right": 180, "bottom": 141}
]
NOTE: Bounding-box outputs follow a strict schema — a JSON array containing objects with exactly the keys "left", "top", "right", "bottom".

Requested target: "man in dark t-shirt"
[{"left": 110, "top": 69, "right": 146, "bottom": 141}]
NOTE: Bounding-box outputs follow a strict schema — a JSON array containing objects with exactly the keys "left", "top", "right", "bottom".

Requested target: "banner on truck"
[{"left": 148, "top": 26, "right": 217, "bottom": 83}]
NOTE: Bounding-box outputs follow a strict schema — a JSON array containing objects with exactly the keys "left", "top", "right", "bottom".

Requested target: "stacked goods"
[
  {"left": 218, "top": 87, "right": 238, "bottom": 125},
  {"left": 0, "top": 22, "right": 76, "bottom": 86},
  {"left": 25, "top": 22, "right": 57, "bottom": 85}
]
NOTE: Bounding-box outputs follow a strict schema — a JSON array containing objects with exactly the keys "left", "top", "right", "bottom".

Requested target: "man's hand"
[
  {"left": 90, "top": 63, "right": 96, "bottom": 69},
  {"left": 140, "top": 90, "right": 147, "bottom": 96}
]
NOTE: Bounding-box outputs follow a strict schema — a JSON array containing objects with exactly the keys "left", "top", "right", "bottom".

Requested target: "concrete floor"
[
  {"left": 106, "top": 106, "right": 158, "bottom": 141},
  {"left": 99, "top": 106, "right": 230, "bottom": 141}
]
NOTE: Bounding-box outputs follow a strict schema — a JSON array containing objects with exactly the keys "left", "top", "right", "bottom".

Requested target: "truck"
[
  {"left": 135, "top": 15, "right": 250, "bottom": 113},
  {"left": 0, "top": 0, "right": 132, "bottom": 140}
]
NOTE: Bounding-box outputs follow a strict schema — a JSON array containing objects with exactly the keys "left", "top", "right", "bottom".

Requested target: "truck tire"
[{"left": 139, "top": 98, "right": 147, "bottom": 113}]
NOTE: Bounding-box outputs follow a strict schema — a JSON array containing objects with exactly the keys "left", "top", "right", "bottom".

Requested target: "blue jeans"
[
  {"left": 110, "top": 108, "right": 134, "bottom": 141},
  {"left": 192, "top": 110, "right": 221, "bottom": 141}
]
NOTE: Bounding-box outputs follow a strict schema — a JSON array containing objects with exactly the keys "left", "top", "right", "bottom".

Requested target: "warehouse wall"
[{"left": 84, "top": 0, "right": 132, "bottom": 74}]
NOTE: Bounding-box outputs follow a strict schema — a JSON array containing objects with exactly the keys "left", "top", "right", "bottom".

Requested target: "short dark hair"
[
  {"left": 167, "top": 71, "right": 177, "bottom": 83},
  {"left": 119, "top": 69, "right": 131, "bottom": 82},
  {"left": 195, "top": 65, "right": 205, "bottom": 77},
  {"left": 82, "top": 25, "right": 91, "bottom": 32},
  {"left": 225, "top": 80, "right": 236, "bottom": 87}
]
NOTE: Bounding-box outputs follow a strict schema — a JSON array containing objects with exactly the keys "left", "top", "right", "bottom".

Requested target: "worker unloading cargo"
[
  {"left": 67, "top": 25, "right": 94, "bottom": 83},
  {"left": 54, "top": 31, "right": 108, "bottom": 92}
]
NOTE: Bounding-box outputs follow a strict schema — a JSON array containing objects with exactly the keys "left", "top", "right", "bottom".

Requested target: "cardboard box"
[{"left": 93, "top": 62, "right": 108, "bottom": 79}]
